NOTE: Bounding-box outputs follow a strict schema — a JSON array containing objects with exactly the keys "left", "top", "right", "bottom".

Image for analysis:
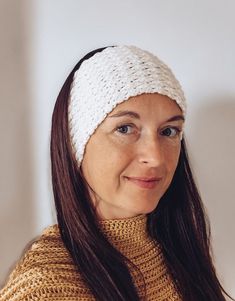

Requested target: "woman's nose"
[{"left": 137, "top": 135, "right": 164, "bottom": 167}]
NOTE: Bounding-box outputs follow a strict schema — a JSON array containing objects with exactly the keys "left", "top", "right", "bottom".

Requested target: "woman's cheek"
[{"left": 166, "top": 147, "right": 181, "bottom": 176}]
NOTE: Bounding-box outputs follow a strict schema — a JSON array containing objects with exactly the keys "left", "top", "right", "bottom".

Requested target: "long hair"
[{"left": 50, "top": 46, "right": 234, "bottom": 301}]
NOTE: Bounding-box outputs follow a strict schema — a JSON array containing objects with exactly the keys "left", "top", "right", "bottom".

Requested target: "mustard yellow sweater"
[{"left": 0, "top": 214, "right": 181, "bottom": 300}]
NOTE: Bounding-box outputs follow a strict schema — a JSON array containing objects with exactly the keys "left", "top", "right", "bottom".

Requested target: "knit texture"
[
  {"left": 68, "top": 45, "right": 186, "bottom": 165},
  {"left": 0, "top": 215, "right": 181, "bottom": 300}
]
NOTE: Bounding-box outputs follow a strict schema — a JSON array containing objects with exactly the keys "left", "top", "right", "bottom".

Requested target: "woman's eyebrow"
[
  {"left": 108, "top": 110, "right": 185, "bottom": 122},
  {"left": 166, "top": 115, "right": 185, "bottom": 122},
  {"left": 108, "top": 110, "right": 140, "bottom": 119}
]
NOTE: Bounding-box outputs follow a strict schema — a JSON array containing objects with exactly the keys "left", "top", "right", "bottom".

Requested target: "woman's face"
[{"left": 81, "top": 93, "right": 184, "bottom": 220}]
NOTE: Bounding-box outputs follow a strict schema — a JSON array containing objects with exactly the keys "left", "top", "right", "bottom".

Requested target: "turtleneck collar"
[
  {"left": 99, "top": 214, "right": 147, "bottom": 240},
  {"left": 100, "top": 214, "right": 147, "bottom": 239},
  {"left": 98, "top": 214, "right": 160, "bottom": 258}
]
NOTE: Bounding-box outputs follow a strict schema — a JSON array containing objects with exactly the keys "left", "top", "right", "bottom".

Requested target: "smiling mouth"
[{"left": 125, "top": 177, "right": 162, "bottom": 189}]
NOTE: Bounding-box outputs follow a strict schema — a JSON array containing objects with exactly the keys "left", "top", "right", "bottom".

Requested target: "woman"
[{"left": 0, "top": 45, "right": 234, "bottom": 301}]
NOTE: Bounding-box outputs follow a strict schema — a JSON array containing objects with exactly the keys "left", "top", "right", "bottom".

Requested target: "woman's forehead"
[{"left": 107, "top": 93, "right": 183, "bottom": 117}]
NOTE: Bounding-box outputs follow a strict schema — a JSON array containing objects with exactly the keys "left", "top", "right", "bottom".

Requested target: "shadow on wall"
[
  {"left": 186, "top": 96, "right": 235, "bottom": 294},
  {"left": 0, "top": 0, "right": 36, "bottom": 286}
]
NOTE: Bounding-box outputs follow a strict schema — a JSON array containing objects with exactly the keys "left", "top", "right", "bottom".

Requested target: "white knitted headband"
[{"left": 68, "top": 45, "right": 186, "bottom": 165}]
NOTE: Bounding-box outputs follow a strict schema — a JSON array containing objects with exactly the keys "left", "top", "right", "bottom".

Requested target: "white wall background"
[{"left": 0, "top": 0, "right": 234, "bottom": 298}]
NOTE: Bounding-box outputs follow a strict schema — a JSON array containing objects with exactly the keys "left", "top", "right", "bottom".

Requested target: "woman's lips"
[{"left": 125, "top": 176, "right": 162, "bottom": 189}]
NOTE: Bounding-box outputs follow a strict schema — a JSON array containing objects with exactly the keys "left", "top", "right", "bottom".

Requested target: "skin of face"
[{"left": 81, "top": 93, "right": 184, "bottom": 220}]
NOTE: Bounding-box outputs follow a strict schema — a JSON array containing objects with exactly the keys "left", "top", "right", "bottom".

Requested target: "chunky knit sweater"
[{"left": 0, "top": 214, "right": 181, "bottom": 300}]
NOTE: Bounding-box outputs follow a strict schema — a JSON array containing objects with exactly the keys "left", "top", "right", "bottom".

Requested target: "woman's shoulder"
[
  {"left": 0, "top": 224, "right": 93, "bottom": 301},
  {"left": 5, "top": 224, "right": 73, "bottom": 278}
]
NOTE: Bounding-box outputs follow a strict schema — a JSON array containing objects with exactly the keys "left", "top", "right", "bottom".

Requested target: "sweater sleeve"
[{"left": 0, "top": 225, "right": 95, "bottom": 301}]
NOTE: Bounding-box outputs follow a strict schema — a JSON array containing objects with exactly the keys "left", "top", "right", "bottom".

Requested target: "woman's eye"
[
  {"left": 116, "top": 125, "right": 134, "bottom": 134},
  {"left": 161, "top": 127, "right": 181, "bottom": 137}
]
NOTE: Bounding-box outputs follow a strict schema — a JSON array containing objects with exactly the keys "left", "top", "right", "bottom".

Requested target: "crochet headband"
[{"left": 68, "top": 45, "right": 186, "bottom": 165}]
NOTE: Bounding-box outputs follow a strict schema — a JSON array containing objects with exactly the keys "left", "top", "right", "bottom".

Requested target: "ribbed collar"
[
  {"left": 98, "top": 214, "right": 155, "bottom": 257},
  {"left": 99, "top": 214, "right": 147, "bottom": 239}
]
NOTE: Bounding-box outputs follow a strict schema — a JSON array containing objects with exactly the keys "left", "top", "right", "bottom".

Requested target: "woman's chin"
[{"left": 125, "top": 201, "right": 159, "bottom": 216}]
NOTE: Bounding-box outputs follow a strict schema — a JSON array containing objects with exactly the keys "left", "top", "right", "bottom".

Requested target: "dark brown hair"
[{"left": 50, "top": 46, "right": 234, "bottom": 301}]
